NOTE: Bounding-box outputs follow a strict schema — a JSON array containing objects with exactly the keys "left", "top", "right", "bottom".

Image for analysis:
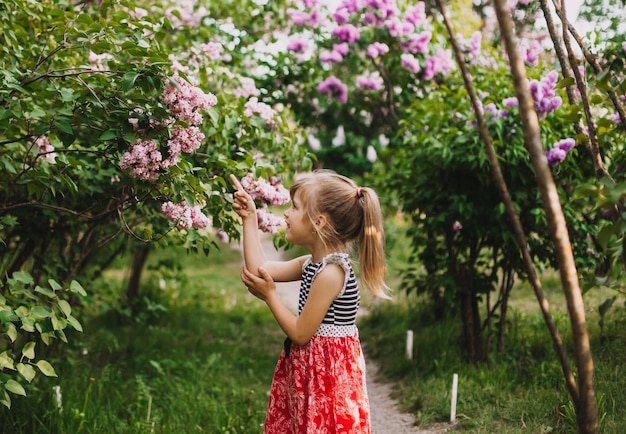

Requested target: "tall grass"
[
  {"left": 0, "top": 243, "right": 282, "bottom": 433},
  {"left": 358, "top": 274, "right": 626, "bottom": 433}
]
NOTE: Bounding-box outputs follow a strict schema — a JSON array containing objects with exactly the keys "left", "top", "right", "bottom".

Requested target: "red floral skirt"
[{"left": 263, "top": 333, "right": 370, "bottom": 434}]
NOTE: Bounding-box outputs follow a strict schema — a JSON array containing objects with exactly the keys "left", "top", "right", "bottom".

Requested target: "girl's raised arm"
[{"left": 230, "top": 174, "right": 305, "bottom": 282}]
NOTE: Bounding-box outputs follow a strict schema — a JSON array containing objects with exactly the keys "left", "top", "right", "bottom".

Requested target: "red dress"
[{"left": 263, "top": 253, "right": 370, "bottom": 433}]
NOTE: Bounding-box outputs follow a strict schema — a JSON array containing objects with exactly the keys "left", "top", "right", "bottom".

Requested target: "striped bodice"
[{"left": 298, "top": 253, "right": 360, "bottom": 330}]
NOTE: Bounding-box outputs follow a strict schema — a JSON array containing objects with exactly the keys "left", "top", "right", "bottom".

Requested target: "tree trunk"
[
  {"left": 126, "top": 245, "right": 151, "bottom": 305},
  {"left": 459, "top": 267, "right": 482, "bottom": 362},
  {"left": 492, "top": 0, "right": 598, "bottom": 431}
]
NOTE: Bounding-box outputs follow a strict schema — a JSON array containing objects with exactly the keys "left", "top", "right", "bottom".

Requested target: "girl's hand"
[
  {"left": 230, "top": 174, "right": 257, "bottom": 220},
  {"left": 241, "top": 265, "right": 276, "bottom": 301}
]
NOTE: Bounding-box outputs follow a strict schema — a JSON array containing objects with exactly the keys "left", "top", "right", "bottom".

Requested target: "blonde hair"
[{"left": 290, "top": 170, "right": 391, "bottom": 299}]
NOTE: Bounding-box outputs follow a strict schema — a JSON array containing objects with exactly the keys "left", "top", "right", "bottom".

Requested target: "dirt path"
[{"left": 242, "top": 237, "right": 450, "bottom": 434}]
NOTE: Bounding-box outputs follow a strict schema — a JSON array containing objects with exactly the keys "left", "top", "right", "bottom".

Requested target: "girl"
[{"left": 230, "top": 170, "right": 390, "bottom": 434}]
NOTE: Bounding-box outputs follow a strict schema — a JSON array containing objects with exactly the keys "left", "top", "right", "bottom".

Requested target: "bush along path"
[{"left": 236, "top": 235, "right": 448, "bottom": 434}]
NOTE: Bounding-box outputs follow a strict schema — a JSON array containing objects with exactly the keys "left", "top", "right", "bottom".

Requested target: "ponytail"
[{"left": 357, "top": 188, "right": 392, "bottom": 299}]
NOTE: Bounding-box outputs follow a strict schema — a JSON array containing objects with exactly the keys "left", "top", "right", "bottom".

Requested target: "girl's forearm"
[{"left": 241, "top": 216, "right": 267, "bottom": 275}]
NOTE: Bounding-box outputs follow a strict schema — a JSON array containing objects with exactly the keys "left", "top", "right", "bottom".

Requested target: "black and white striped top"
[{"left": 298, "top": 253, "right": 360, "bottom": 336}]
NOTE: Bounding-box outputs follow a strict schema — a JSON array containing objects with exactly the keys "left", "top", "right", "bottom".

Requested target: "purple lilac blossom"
[
  {"left": 367, "top": 42, "right": 389, "bottom": 58},
  {"left": 423, "top": 49, "right": 453, "bottom": 81},
  {"left": 357, "top": 72, "right": 384, "bottom": 91},
  {"left": 386, "top": 17, "right": 415, "bottom": 37},
  {"left": 320, "top": 49, "right": 344, "bottom": 63},
  {"left": 287, "top": 39, "right": 309, "bottom": 53},
  {"left": 452, "top": 221, "right": 463, "bottom": 231},
  {"left": 332, "top": 24, "right": 360, "bottom": 44},
  {"left": 529, "top": 70, "right": 562, "bottom": 118},
  {"left": 546, "top": 138, "right": 575, "bottom": 166},
  {"left": 405, "top": 2, "right": 426, "bottom": 27},
  {"left": 318, "top": 76, "right": 348, "bottom": 103},
  {"left": 400, "top": 54, "right": 420, "bottom": 74},
  {"left": 608, "top": 114, "right": 622, "bottom": 124},
  {"left": 400, "top": 31, "right": 431, "bottom": 54},
  {"left": 503, "top": 97, "right": 518, "bottom": 108}
]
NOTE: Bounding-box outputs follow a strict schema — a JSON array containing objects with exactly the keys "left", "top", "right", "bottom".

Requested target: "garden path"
[{"left": 235, "top": 235, "right": 449, "bottom": 434}]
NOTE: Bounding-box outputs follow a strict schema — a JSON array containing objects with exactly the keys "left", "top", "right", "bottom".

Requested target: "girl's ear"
[{"left": 315, "top": 214, "right": 329, "bottom": 230}]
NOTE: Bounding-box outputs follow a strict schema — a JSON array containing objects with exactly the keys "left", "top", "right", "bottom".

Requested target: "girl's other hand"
[
  {"left": 241, "top": 266, "right": 276, "bottom": 301},
  {"left": 230, "top": 174, "right": 257, "bottom": 220}
]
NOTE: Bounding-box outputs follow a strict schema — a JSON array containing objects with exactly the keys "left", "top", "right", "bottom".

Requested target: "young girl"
[{"left": 230, "top": 170, "right": 390, "bottom": 434}]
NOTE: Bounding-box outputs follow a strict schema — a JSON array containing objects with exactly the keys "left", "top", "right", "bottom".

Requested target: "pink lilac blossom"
[
  {"left": 401, "top": 54, "right": 421, "bottom": 74},
  {"left": 165, "top": 2, "right": 209, "bottom": 28},
  {"left": 162, "top": 75, "right": 217, "bottom": 125},
  {"left": 483, "top": 103, "right": 508, "bottom": 120},
  {"left": 256, "top": 208, "right": 286, "bottom": 233},
  {"left": 163, "top": 126, "right": 205, "bottom": 167},
  {"left": 452, "top": 221, "right": 463, "bottom": 231},
  {"left": 405, "top": 2, "right": 426, "bottom": 27},
  {"left": 200, "top": 42, "right": 224, "bottom": 60},
  {"left": 240, "top": 174, "right": 290, "bottom": 206},
  {"left": 400, "top": 31, "right": 431, "bottom": 54},
  {"left": 162, "top": 201, "right": 210, "bottom": 230},
  {"left": 33, "top": 135, "right": 57, "bottom": 163},
  {"left": 503, "top": 97, "right": 518, "bottom": 108},
  {"left": 529, "top": 70, "right": 562, "bottom": 118},
  {"left": 119, "top": 139, "right": 162, "bottom": 181},
  {"left": 357, "top": 72, "right": 384, "bottom": 91},
  {"left": 332, "top": 24, "right": 360, "bottom": 44},
  {"left": 386, "top": 17, "right": 414, "bottom": 37},
  {"left": 367, "top": 42, "right": 389, "bottom": 58},
  {"left": 422, "top": 49, "right": 453, "bottom": 81},
  {"left": 333, "top": 7, "right": 350, "bottom": 24},
  {"left": 461, "top": 31, "right": 482, "bottom": 65},
  {"left": 608, "top": 114, "right": 622, "bottom": 124},
  {"left": 215, "top": 228, "right": 229, "bottom": 243},
  {"left": 519, "top": 39, "right": 541, "bottom": 66},
  {"left": 232, "top": 77, "right": 261, "bottom": 99},
  {"left": 287, "top": 39, "right": 309, "bottom": 53},
  {"left": 318, "top": 76, "right": 348, "bottom": 103},
  {"left": 243, "top": 97, "right": 276, "bottom": 126},
  {"left": 546, "top": 138, "right": 575, "bottom": 166},
  {"left": 287, "top": 8, "right": 311, "bottom": 26},
  {"left": 320, "top": 49, "right": 344, "bottom": 63}
]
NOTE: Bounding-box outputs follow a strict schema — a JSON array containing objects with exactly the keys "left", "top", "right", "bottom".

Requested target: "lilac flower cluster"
[
  {"left": 162, "top": 201, "right": 210, "bottom": 230},
  {"left": 32, "top": 135, "right": 57, "bottom": 163},
  {"left": 317, "top": 76, "right": 348, "bottom": 103},
  {"left": 240, "top": 174, "right": 290, "bottom": 233},
  {"left": 546, "top": 138, "right": 575, "bottom": 167},
  {"left": 288, "top": 1, "right": 452, "bottom": 104},
  {"left": 120, "top": 75, "right": 216, "bottom": 181},
  {"left": 243, "top": 97, "right": 277, "bottom": 127},
  {"left": 529, "top": 70, "right": 562, "bottom": 118},
  {"left": 459, "top": 31, "right": 482, "bottom": 65}
]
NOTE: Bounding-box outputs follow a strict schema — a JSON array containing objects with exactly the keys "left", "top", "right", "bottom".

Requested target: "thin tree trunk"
[
  {"left": 434, "top": 0, "right": 579, "bottom": 402},
  {"left": 491, "top": 0, "right": 598, "bottom": 431},
  {"left": 126, "top": 245, "right": 151, "bottom": 305}
]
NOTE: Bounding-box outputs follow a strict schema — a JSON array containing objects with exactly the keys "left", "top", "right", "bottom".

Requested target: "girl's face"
[{"left": 284, "top": 190, "right": 315, "bottom": 246}]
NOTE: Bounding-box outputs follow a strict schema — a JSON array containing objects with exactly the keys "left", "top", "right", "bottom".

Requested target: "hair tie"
[{"left": 356, "top": 187, "right": 363, "bottom": 198}]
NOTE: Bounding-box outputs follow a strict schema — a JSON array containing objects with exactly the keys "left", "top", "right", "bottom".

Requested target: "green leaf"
[
  {"left": 17, "top": 363, "right": 36, "bottom": 382},
  {"left": 58, "top": 300, "right": 71, "bottom": 317},
  {"left": 0, "top": 351, "right": 15, "bottom": 370},
  {"left": 122, "top": 71, "right": 139, "bottom": 92},
  {"left": 30, "top": 305, "right": 52, "bottom": 320},
  {"left": 48, "top": 279, "right": 62, "bottom": 291},
  {"left": 4, "top": 380, "right": 26, "bottom": 396},
  {"left": 0, "top": 390, "right": 10, "bottom": 409},
  {"left": 12, "top": 271, "right": 33, "bottom": 285},
  {"left": 35, "top": 285, "right": 56, "bottom": 299},
  {"left": 67, "top": 316, "right": 83, "bottom": 333},
  {"left": 6, "top": 324, "right": 17, "bottom": 343},
  {"left": 99, "top": 129, "right": 117, "bottom": 140},
  {"left": 55, "top": 117, "right": 73, "bottom": 135},
  {"left": 22, "top": 342, "right": 35, "bottom": 360},
  {"left": 69, "top": 280, "right": 87, "bottom": 296},
  {"left": 36, "top": 360, "right": 58, "bottom": 377}
]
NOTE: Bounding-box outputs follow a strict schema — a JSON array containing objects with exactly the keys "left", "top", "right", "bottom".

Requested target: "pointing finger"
[{"left": 229, "top": 174, "right": 244, "bottom": 192}]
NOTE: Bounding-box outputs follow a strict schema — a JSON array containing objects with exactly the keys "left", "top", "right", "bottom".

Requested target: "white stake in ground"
[
  {"left": 405, "top": 330, "right": 413, "bottom": 359},
  {"left": 450, "top": 373, "right": 458, "bottom": 423}
]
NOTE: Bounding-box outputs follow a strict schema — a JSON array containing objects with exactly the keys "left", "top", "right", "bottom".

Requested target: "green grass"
[{"left": 0, "top": 243, "right": 282, "bottom": 433}]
